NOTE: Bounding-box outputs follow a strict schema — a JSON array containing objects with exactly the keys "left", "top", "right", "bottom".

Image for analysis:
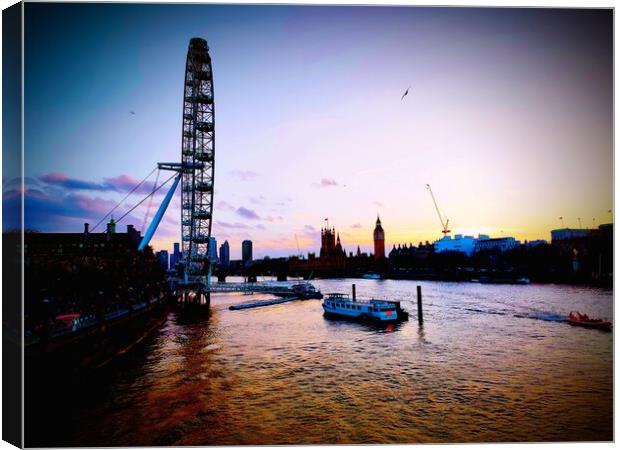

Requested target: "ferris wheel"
[{"left": 181, "top": 38, "right": 215, "bottom": 279}]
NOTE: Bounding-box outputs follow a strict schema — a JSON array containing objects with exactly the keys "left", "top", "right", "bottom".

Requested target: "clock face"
[{"left": 376, "top": 232, "right": 384, "bottom": 240}]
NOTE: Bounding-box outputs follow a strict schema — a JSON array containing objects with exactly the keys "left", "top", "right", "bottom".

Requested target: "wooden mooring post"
[
  {"left": 417, "top": 285, "right": 423, "bottom": 324},
  {"left": 352, "top": 283, "right": 356, "bottom": 301}
]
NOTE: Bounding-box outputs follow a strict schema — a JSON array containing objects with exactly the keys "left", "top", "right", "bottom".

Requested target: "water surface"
[{"left": 49, "top": 280, "right": 614, "bottom": 445}]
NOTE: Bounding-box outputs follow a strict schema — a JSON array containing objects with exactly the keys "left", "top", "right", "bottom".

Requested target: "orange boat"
[{"left": 568, "top": 311, "right": 612, "bottom": 331}]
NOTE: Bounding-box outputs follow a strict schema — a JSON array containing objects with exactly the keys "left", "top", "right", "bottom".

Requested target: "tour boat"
[
  {"left": 568, "top": 311, "right": 612, "bottom": 331},
  {"left": 322, "top": 293, "right": 408, "bottom": 323}
]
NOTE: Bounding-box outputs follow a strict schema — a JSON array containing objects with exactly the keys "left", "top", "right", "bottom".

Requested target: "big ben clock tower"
[{"left": 373, "top": 215, "right": 385, "bottom": 260}]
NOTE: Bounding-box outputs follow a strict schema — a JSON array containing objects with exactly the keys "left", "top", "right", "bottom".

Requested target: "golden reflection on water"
[{"left": 72, "top": 281, "right": 612, "bottom": 445}]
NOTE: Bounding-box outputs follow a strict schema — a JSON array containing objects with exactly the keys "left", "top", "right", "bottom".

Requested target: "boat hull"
[
  {"left": 568, "top": 311, "right": 612, "bottom": 331},
  {"left": 322, "top": 309, "right": 407, "bottom": 323},
  {"left": 568, "top": 319, "right": 612, "bottom": 331},
  {"left": 362, "top": 274, "right": 381, "bottom": 280}
]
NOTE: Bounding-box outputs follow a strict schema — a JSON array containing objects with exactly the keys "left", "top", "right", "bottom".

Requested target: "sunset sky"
[{"left": 13, "top": 4, "right": 613, "bottom": 259}]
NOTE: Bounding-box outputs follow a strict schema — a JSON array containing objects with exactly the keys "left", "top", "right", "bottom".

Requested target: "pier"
[
  {"left": 228, "top": 296, "right": 301, "bottom": 310},
  {"left": 209, "top": 282, "right": 303, "bottom": 296}
]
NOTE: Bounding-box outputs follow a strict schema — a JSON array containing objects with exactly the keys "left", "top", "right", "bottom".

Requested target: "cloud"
[
  {"left": 40, "top": 172, "right": 106, "bottom": 191},
  {"left": 302, "top": 224, "right": 317, "bottom": 238},
  {"left": 216, "top": 200, "right": 236, "bottom": 211},
  {"left": 19, "top": 187, "right": 145, "bottom": 232},
  {"left": 255, "top": 224, "right": 266, "bottom": 230},
  {"left": 313, "top": 178, "right": 338, "bottom": 188},
  {"left": 265, "top": 215, "right": 284, "bottom": 222},
  {"left": 273, "top": 197, "right": 294, "bottom": 207},
  {"left": 231, "top": 170, "right": 257, "bottom": 181},
  {"left": 351, "top": 223, "right": 362, "bottom": 228},
  {"left": 249, "top": 195, "right": 265, "bottom": 204},
  {"left": 39, "top": 172, "right": 162, "bottom": 195},
  {"left": 236, "top": 206, "right": 260, "bottom": 220},
  {"left": 215, "top": 221, "right": 251, "bottom": 230},
  {"left": 103, "top": 175, "right": 158, "bottom": 195}
]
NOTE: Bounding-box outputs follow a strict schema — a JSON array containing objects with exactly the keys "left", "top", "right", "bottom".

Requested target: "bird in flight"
[
  {"left": 401, "top": 86, "right": 411, "bottom": 101},
  {"left": 130, "top": 111, "right": 136, "bottom": 115}
]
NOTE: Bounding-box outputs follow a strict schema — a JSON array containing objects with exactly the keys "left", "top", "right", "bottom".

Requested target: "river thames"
[{"left": 41, "top": 279, "right": 613, "bottom": 445}]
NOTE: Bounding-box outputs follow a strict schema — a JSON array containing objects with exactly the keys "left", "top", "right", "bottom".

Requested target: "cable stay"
[
  {"left": 141, "top": 168, "right": 161, "bottom": 233},
  {"left": 92, "top": 166, "right": 158, "bottom": 232},
  {"left": 117, "top": 171, "right": 179, "bottom": 225}
]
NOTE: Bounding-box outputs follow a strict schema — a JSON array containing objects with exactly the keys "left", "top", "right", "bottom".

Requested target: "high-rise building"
[
  {"left": 219, "top": 240, "right": 230, "bottom": 272},
  {"left": 208, "top": 237, "right": 218, "bottom": 264},
  {"left": 373, "top": 215, "right": 385, "bottom": 260},
  {"left": 242, "top": 240, "right": 253, "bottom": 265},
  {"left": 170, "top": 242, "right": 181, "bottom": 268},
  {"left": 156, "top": 250, "right": 169, "bottom": 270}
]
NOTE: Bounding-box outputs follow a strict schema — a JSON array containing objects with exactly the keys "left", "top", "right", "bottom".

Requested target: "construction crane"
[
  {"left": 426, "top": 184, "right": 451, "bottom": 236},
  {"left": 294, "top": 234, "right": 303, "bottom": 258}
]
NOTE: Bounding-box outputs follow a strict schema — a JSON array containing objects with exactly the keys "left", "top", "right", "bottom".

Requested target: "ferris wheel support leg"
[
  {"left": 138, "top": 173, "right": 182, "bottom": 251},
  {"left": 207, "top": 263, "right": 212, "bottom": 291}
]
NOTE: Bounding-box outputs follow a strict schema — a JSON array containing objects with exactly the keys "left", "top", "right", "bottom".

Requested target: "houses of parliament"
[{"left": 289, "top": 216, "right": 387, "bottom": 276}]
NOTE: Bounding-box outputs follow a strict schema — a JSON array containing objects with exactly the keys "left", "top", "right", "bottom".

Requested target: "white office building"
[{"left": 434, "top": 234, "right": 484, "bottom": 256}]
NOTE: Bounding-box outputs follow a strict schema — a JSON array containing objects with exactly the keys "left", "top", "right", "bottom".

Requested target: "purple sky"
[{"left": 15, "top": 4, "right": 613, "bottom": 259}]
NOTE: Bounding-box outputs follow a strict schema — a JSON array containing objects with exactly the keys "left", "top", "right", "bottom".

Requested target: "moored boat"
[
  {"left": 290, "top": 282, "right": 323, "bottom": 299},
  {"left": 322, "top": 293, "right": 408, "bottom": 323},
  {"left": 568, "top": 311, "right": 611, "bottom": 331},
  {"left": 362, "top": 273, "right": 381, "bottom": 280},
  {"left": 479, "top": 275, "right": 530, "bottom": 285},
  {"left": 272, "top": 282, "right": 323, "bottom": 299}
]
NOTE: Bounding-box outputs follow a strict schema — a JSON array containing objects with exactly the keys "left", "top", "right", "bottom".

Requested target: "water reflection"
[
  {"left": 321, "top": 315, "right": 406, "bottom": 334},
  {"left": 34, "top": 280, "right": 613, "bottom": 445},
  {"left": 417, "top": 323, "right": 431, "bottom": 345}
]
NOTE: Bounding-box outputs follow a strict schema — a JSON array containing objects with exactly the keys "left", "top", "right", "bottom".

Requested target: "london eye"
[
  {"left": 95, "top": 37, "right": 215, "bottom": 296},
  {"left": 181, "top": 37, "right": 215, "bottom": 281}
]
